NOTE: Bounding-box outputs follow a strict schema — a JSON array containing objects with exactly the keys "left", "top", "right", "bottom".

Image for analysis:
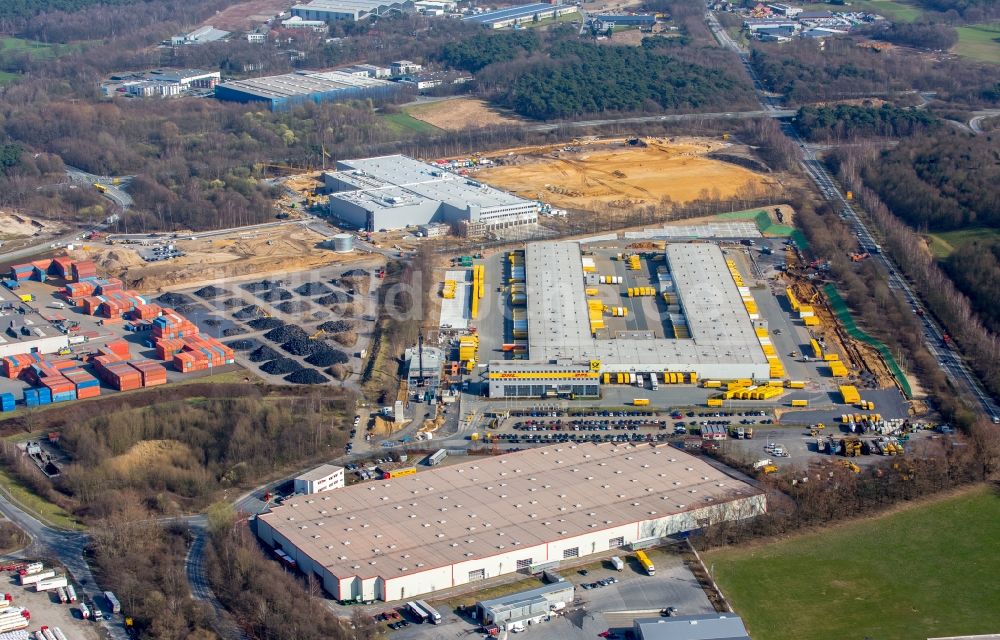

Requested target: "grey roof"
[
  {"left": 328, "top": 154, "right": 533, "bottom": 213},
  {"left": 478, "top": 582, "right": 574, "bottom": 610},
  {"left": 463, "top": 2, "right": 560, "bottom": 23},
  {"left": 216, "top": 70, "right": 395, "bottom": 100},
  {"left": 634, "top": 614, "right": 750, "bottom": 640},
  {"left": 510, "top": 241, "right": 768, "bottom": 369},
  {"left": 296, "top": 464, "right": 344, "bottom": 482}
]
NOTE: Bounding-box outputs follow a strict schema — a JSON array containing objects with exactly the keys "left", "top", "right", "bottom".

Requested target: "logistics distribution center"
[
  {"left": 256, "top": 442, "right": 765, "bottom": 602},
  {"left": 487, "top": 242, "right": 772, "bottom": 399},
  {"left": 324, "top": 155, "right": 538, "bottom": 233},
  {"left": 464, "top": 2, "right": 579, "bottom": 28},
  {"left": 292, "top": 0, "right": 415, "bottom": 22},
  {"left": 214, "top": 70, "right": 402, "bottom": 110}
]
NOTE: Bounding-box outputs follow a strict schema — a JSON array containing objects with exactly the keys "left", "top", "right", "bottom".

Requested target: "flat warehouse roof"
[
  {"left": 297, "top": 464, "right": 343, "bottom": 482},
  {"left": 217, "top": 70, "right": 395, "bottom": 100},
  {"left": 463, "top": 2, "right": 557, "bottom": 22},
  {"left": 520, "top": 241, "right": 768, "bottom": 367},
  {"left": 328, "top": 154, "right": 534, "bottom": 212},
  {"left": 294, "top": 0, "right": 403, "bottom": 10},
  {"left": 259, "top": 443, "right": 760, "bottom": 581}
]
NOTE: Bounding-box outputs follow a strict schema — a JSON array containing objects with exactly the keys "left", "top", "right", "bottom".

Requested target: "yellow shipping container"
[
  {"left": 785, "top": 381, "right": 806, "bottom": 389},
  {"left": 823, "top": 354, "right": 840, "bottom": 362},
  {"left": 707, "top": 398, "right": 724, "bottom": 407},
  {"left": 791, "top": 399, "right": 809, "bottom": 407},
  {"left": 803, "top": 316, "right": 821, "bottom": 326},
  {"left": 810, "top": 339, "right": 823, "bottom": 359},
  {"left": 633, "top": 399, "right": 650, "bottom": 406},
  {"left": 586, "top": 288, "right": 598, "bottom": 296},
  {"left": 703, "top": 380, "right": 722, "bottom": 388},
  {"left": 688, "top": 372, "right": 697, "bottom": 384}
]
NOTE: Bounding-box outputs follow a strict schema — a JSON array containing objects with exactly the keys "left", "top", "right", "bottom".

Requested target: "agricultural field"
[
  {"left": 405, "top": 97, "right": 524, "bottom": 131},
  {"left": 705, "top": 486, "right": 1000, "bottom": 640},
  {"left": 924, "top": 227, "right": 1000, "bottom": 259},
  {"left": 475, "top": 137, "right": 777, "bottom": 211},
  {"left": 954, "top": 22, "right": 1000, "bottom": 64}
]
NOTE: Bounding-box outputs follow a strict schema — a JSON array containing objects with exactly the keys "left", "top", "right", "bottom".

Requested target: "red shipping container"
[
  {"left": 51, "top": 256, "right": 74, "bottom": 278},
  {"left": 70, "top": 261, "right": 97, "bottom": 282},
  {"left": 129, "top": 361, "right": 167, "bottom": 387},
  {"left": 105, "top": 339, "right": 131, "bottom": 360},
  {"left": 76, "top": 385, "right": 101, "bottom": 399},
  {"left": 49, "top": 359, "right": 78, "bottom": 371}
]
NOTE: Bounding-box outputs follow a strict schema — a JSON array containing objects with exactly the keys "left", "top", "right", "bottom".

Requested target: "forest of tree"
[
  {"left": 943, "top": 240, "right": 1000, "bottom": 335},
  {"left": 912, "top": 0, "right": 1000, "bottom": 22},
  {"left": 496, "top": 39, "right": 756, "bottom": 119},
  {"left": 439, "top": 30, "right": 540, "bottom": 73},
  {"left": 859, "top": 131, "right": 1000, "bottom": 230},
  {"left": 870, "top": 21, "right": 959, "bottom": 50},
  {"left": 750, "top": 38, "right": 1000, "bottom": 107},
  {"left": 794, "top": 104, "right": 939, "bottom": 140},
  {"left": 56, "top": 395, "right": 349, "bottom": 517}
]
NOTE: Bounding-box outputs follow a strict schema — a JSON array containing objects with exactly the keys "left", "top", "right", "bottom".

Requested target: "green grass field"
[
  {"left": 796, "top": 0, "right": 922, "bottom": 21},
  {"left": 521, "top": 11, "right": 581, "bottom": 29},
  {"left": 0, "top": 36, "right": 57, "bottom": 58},
  {"left": 381, "top": 112, "right": 443, "bottom": 135},
  {"left": 705, "top": 486, "right": 1000, "bottom": 640},
  {"left": 925, "top": 227, "right": 1000, "bottom": 258},
  {"left": 954, "top": 22, "right": 1000, "bottom": 63}
]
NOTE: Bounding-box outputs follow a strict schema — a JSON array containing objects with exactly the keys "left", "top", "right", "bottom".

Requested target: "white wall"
[{"left": 0, "top": 335, "right": 71, "bottom": 359}]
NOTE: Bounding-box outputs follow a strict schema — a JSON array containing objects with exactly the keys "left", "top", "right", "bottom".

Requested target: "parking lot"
[
  {"left": 368, "top": 547, "right": 715, "bottom": 640},
  {"left": 4, "top": 565, "right": 113, "bottom": 640}
]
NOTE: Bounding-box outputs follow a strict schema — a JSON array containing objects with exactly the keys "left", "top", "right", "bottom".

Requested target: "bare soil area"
[
  {"left": 406, "top": 98, "right": 524, "bottom": 131},
  {"left": 200, "top": 0, "right": 290, "bottom": 30},
  {"left": 475, "top": 137, "right": 778, "bottom": 211}
]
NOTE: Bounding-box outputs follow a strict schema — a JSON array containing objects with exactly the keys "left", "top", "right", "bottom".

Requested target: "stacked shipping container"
[{"left": 70, "top": 260, "right": 97, "bottom": 282}]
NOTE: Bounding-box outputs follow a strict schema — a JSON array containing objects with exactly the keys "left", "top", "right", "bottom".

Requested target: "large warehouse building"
[
  {"left": 256, "top": 442, "right": 765, "bottom": 602},
  {"left": 324, "top": 154, "right": 538, "bottom": 233},
  {"left": 487, "top": 242, "right": 771, "bottom": 398},
  {"left": 463, "top": 2, "right": 579, "bottom": 28},
  {"left": 291, "top": 0, "right": 415, "bottom": 22},
  {"left": 214, "top": 70, "right": 403, "bottom": 110}
]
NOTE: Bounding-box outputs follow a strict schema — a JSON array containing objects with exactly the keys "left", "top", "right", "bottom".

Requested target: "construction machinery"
[{"left": 840, "top": 460, "right": 861, "bottom": 473}]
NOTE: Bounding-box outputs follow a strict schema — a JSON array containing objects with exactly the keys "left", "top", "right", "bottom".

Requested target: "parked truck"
[
  {"left": 39, "top": 626, "right": 56, "bottom": 640},
  {"left": 66, "top": 585, "right": 77, "bottom": 603},
  {"left": 0, "top": 607, "right": 30, "bottom": 633},
  {"left": 57, "top": 587, "right": 68, "bottom": 604},
  {"left": 104, "top": 591, "right": 121, "bottom": 614},
  {"left": 78, "top": 603, "right": 90, "bottom": 620},
  {"left": 19, "top": 570, "right": 55, "bottom": 586},
  {"left": 610, "top": 556, "right": 624, "bottom": 572},
  {"left": 35, "top": 576, "right": 68, "bottom": 592},
  {"left": 51, "top": 628, "right": 69, "bottom": 640}
]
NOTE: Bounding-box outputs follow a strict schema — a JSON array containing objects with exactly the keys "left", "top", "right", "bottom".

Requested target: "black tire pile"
[
  {"left": 222, "top": 326, "right": 246, "bottom": 337},
  {"left": 203, "top": 317, "right": 222, "bottom": 327},
  {"left": 295, "top": 282, "right": 332, "bottom": 296},
  {"left": 318, "top": 320, "right": 354, "bottom": 333},
  {"left": 316, "top": 291, "right": 354, "bottom": 305},
  {"left": 241, "top": 280, "right": 283, "bottom": 293},
  {"left": 194, "top": 285, "right": 231, "bottom": 299},
  {"left": 234, "top": 305, "right": 269, "bottom": 321},
  {"left": 248, "top": 317, "right": 284, "bottom": 331},
  {"left": 285, "top": 369, "right": 329, "bottom": 384},
  {"left": 226, "top": 338, "right": 258, "bottom": 351},
  {"left": 257, "top": 289, "right": 293, "bottom": 302},
  {"left": 305, "top": 347, "right": 349, "bottom": 367},
  {"left": 157, "top": 292, "right": 194, "bottom": 307},
  {"left": 275, "top": 300, "right": 312, "bottom": 315},
  {"left": 222, "top": 297, "right": 249, "bottom": 308},
  {"left": 281, "top": 339, "right": 320, "bottom": 356},
  {"left": 175, "top": 304, "right": 200, "bottom": 315},
  {"left": 342, "top": 269, "right": 369, "bottom": 277},
  {"left": 260, "top": 358, "right": 302, "bottom": 375},
  {"left": 264, "top": 324, "right": 309, "bottom": 343},
  {"left": 249, "top": 345, "right": 281, "bottom": 362}
]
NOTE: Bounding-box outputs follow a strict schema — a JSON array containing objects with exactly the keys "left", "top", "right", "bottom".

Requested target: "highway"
[
  {"left": 706, "top": 7, "right": 999, "bottom": 420},
  {"left": 524, "top": 108, "right": 794, "bottom": 132}
]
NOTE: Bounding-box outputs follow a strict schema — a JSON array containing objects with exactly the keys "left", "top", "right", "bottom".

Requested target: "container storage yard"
[{"left": 0, "top": 561, "right": 105, "bottom": 640}]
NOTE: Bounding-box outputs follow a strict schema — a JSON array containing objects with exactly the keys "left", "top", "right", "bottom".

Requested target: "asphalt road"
[
  {"left": 706, "top": 9, "right": 999, "bottom": 421},
  {"left": 0, "top": 491, "right": 128, "bottom": 640}
]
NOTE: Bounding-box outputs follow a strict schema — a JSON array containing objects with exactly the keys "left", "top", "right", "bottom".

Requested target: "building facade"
[{"left": 293, "top": 464, "right": 345, "bottom": 494}]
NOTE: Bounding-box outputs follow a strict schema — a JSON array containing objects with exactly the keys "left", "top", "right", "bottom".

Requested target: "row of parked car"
[{"left": 581, "top": 576, "right": 619, "bottom": 590}]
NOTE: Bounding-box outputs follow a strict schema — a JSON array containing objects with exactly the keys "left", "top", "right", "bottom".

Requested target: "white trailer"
[
  {"left": 610, "top": 556, "right": 624, "bottom": 571},
  {"left": 66, "top": 586, "right": 77, "bottom": 603},
  {"left": 20, "top": 570, "right": 55, "bottom": 586},
  {"left": 406, "top": 601, "right": 429, "bottom": 623},
  {"left": 35, "top": 577, "right": 68, "bottom": 592},
  {"left": 78, "top": 603, "right": 90, "bottom": 620},
  {"left": 39, "top": 628, "right": 55, "bottom": 640},
  {"left": 56, "top": 588, "right": 68, "bottom": 604},
  {"left": 23, "top": 563, "right": 44, "bottom": 576},
  {"left": 0, "top": 609, "right": 29, "bottom": 634},
  {"left": 51, "top": 629, "right": 68, "bottom": 640},
  {"left": 104, "top": 591, "right": 121, "bottom": 614},
  {"left": 414, "top": 600, "right": 441, "bottom": 624}
]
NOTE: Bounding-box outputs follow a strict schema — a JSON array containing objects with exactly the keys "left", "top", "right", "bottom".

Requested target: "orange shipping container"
[{"left": 105, "top": 339, "right": 131, "bottom": 359}]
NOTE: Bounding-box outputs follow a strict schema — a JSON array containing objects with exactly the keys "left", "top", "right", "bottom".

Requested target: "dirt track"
[
  {"left": 475, "top": 137, "right": 778, "bottom": 210},
  {"left": 407, "top": 98, "right": 524, "bottom": 131}
]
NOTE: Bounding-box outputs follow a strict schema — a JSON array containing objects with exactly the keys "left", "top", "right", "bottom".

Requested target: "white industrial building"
[
  {"left": 291, "top": 0, "right": 415, "bottom": 22},
  {"left": 0, "top": 312, "right": 70, "bottom": 360},
  {"left": 477, "top": 582, "right": 574, "bottom": 628},
  {"left": 324, "top": 155, "right": 538, "bottom": 233},
  {"left": 487, "top": 242, "right": 771, "bottom": 399},
  {"left": 633, "top": 613, "right": 751, "bottom": 640},
  {"left": 293, "top": 464, "right": 345, "bottom": 494},
  {"left": 256, "top": 442, "right": 766, "bottom": 602}
]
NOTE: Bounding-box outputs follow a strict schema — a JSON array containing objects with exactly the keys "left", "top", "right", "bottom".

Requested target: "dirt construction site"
[
  {"left": 66, "top": 225, "right": 371, "bottom": 294},
  {"left": 474, "top": 137, "right": 779, "bottom": 211}
]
